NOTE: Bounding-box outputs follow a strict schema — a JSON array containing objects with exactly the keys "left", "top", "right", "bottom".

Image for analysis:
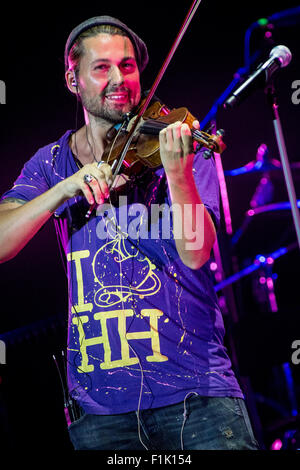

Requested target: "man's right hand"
[
  {"left": 0, "top": 160, "right": 117, "bottom": 262},
  {"left": 60, "top": 161, "right": 113, "bottom": 205}
]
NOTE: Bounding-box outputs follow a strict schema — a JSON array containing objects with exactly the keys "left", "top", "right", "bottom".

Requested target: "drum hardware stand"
[
  {"left": 265, "top": 81, "right": 300, "bottom": 251},
  {"left": 230, "top": 145, "right": 275, "bottom": 246},
  {"left": 214, "top": 242, "right": 297, "bottom": 293},
  {"left": 214, "top": 241, "right": 299, "bottom": 443}
]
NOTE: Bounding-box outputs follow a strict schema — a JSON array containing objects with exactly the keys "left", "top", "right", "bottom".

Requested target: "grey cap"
[{"left": 64, "top": 15, "right": 149, "bottom": 72}]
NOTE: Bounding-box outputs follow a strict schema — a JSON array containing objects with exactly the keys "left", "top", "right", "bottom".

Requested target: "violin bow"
[{"left": 111, "top": 0, "right": 203, "bottom": 179}]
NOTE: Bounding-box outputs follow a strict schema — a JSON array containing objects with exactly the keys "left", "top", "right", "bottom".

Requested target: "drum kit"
[
  {"left": 201, "top": 12, "right": 300, "bottom": 446},
  {"left": 213, "top": 141, "right": 300, "bottom": 305},
  {"left": 209, "top": 130, "right": 300, "bottom": 449}
]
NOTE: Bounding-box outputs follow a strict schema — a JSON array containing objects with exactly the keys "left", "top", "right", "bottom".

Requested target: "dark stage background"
[{"left": 0, "top": 0, "right": 300, "bottom": 451}]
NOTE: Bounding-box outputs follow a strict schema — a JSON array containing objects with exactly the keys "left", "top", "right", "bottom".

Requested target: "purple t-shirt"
[{"left": 1, "top": 130, "right": 243, "bottom": 414}]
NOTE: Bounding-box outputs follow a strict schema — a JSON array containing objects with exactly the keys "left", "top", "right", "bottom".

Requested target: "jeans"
[{"left": 68, "top": 395, "right": 260, "bottom": 450}]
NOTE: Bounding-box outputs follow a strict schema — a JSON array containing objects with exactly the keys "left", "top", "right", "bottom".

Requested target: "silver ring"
[
  {"left": 84, "top": 174, "right": 93, "bottom": 183},
  {"left": 97, "top": 160, "right": 106, "bottom": 168}
]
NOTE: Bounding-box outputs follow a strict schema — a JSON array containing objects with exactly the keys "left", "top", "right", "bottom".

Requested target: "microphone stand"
[{"left": 265, "top": 81, "right": 300, "bottom": 251}]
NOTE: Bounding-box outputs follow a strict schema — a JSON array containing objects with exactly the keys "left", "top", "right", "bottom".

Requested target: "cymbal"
[
  {"left": 225, "top": 159, "right": 300, "bottom": 176},
  {"left": 246, "top": 200, "right": 300, "bottom": 217}
]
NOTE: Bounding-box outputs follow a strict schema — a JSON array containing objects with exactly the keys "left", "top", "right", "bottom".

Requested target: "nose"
[{"left": 109, "top": 65, "right": 124, "bottom": 87}]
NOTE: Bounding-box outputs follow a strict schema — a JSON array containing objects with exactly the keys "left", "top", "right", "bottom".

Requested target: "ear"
[{"left": 65, "top": 69, "right": 78, "bottom": 94}]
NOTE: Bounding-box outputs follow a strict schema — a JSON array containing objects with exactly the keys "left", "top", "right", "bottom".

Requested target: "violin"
[{"left": 102, "top": 98, "right": 226, "bottom": 177}]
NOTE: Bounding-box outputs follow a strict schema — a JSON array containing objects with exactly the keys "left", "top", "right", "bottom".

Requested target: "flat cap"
[{"left": 64, "top": 15, "right": 149, "bottom": 72}]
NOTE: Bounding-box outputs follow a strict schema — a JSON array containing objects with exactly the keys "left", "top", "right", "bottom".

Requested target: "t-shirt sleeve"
[
  {"left": 0, "top": 148, "right": 51, "bottom": 203},
  {"left": 192, "top": 149, "right": 221, "bottom": 231}
]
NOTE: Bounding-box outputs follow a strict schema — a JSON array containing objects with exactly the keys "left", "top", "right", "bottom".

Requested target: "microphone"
[{"left": 224, "top": 45, "right": 292, "bottom": 109}]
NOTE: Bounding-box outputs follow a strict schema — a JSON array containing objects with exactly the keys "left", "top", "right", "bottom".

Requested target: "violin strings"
[
  {"left": 192, "top": 129, "right": 209, "bottom": 142},
  {"left": 140, "top": 120, "right": 211, "bottom": 148},
  {"left": 140, "top": 119, "right": 167, "bottom": 135}
]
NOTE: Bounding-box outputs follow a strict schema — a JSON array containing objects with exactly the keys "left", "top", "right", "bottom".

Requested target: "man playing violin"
[{"left": 0, "top": 16, "right": 259, "bottom": 450}]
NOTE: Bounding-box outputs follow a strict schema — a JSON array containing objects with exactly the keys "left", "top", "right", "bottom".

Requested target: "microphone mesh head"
[{"left": 270, "top": 45, "right": 292, "bottom": 67}]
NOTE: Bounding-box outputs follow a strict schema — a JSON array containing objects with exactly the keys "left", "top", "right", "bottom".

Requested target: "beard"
[{"left": 79, "top": 85, "right": 140, "bottom": 124}]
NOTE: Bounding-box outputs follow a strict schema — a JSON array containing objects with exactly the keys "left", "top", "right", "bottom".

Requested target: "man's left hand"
[{"left": 159, "top": 120, "right": 200, "bottom": 179}]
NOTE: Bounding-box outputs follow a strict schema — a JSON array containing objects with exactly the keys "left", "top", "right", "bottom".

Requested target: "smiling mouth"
[{"left": 105, "top": 92, "right": 129, "bottom": 104}]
